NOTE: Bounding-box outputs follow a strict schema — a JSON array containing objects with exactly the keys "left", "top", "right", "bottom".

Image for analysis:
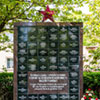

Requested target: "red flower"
[
  {"left": 88, "top": 88, "right": 91, "bottom": 91},
  {"left": 84, "top": 97, "right": 87, "bottom": 99},
  {"left": 86, "top": 93, "right": 88, "bottom": 96},
  {"left": 95, "top": 98, "right": 98, "bottom": 100},
  {"left": 89, "top": 97, "right": 91, "bottom": 100}
]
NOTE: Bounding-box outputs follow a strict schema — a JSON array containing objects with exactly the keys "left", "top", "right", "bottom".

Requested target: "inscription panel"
[{"left": 28, "top": 72, "right": 68, "bottom": 94}]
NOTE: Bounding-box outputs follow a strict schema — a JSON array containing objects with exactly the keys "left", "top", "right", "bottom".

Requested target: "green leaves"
[
  {"left": 83, "top": 0, "right": 100, "bottom": 46},
  {"left": 0, "top": 34, "right": 13, "bottom": 51},
  {"left": 83, "top": 72, "right": 100, "bottom": 98},
  {"left": 0, "top": 0, "right": 86, "bottom": 33},
  {"left": 0, "top": 34, "right": 10, "bottom": 43},
  {"left": 0, "top": 0, "right": 93, "bottom": 50},
  {"left": 0, "top": 72, "right": 13, "bottom": 100}
]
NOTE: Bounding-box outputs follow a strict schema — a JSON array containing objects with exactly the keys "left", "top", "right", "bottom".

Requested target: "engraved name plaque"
[{"left": 28, "top": 72, "right": 68, "bottom": 94}]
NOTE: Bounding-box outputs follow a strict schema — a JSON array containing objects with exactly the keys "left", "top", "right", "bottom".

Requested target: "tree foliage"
[
  {"left": 0, "top": 0, "right": 86, "bottom": 33},
  {"left": 1, "top": 0, "right": 100, "bottom": 49},
  {"left": 83, "top": 0, "right": 100, "bottom": 46},
  {"left": 0, "top": 0, "right": 87, "bottom": 50},
  {"left": 0, "top": 33, "right": 13, "bottom": 51}
]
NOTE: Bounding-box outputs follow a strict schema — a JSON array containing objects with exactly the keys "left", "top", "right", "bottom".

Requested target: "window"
[{"left": 7, "top": 58, "right": 13, "bottom": 68}]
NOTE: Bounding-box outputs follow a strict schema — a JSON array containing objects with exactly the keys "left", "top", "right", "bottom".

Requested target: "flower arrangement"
[{"left": 81, "top": 89, "right": 98, "bottom": 100}]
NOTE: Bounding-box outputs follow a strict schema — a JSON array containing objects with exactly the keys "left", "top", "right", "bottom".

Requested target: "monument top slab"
[{"left": 14, "top": 22, "right": 83, "bottom": 27}]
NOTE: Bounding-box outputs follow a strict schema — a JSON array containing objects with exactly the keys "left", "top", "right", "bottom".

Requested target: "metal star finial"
[{"left": 40, "top": 5, "right": 55, "bottom": 22}]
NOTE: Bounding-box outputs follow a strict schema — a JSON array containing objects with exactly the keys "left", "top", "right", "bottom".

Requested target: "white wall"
[{"left": 0, "top": 51, "right": 13, "bottom": 72}]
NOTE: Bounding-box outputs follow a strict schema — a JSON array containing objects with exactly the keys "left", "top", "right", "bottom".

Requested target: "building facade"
[{"left": 0, "top": 50, "right": 13, "bottom": 72}]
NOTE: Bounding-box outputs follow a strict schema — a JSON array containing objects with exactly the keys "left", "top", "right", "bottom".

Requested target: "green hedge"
[
  {"left": 83, "top": 72, "right": 100, "bottom": 98},
  {"left": 0, "top": 72, "right": 100, "bottom": 99},
  {"left": 0, "top": 72, "right": 13, "bottom": 100}
]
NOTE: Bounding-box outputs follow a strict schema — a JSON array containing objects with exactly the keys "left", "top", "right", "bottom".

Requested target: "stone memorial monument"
[{"left": 14, "top": 22, "right": 83, "bottom": 100}]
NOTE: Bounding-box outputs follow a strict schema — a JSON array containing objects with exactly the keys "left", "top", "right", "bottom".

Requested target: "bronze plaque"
[{"left": 28, "top": 71, "right": 68, "bottom": 94}]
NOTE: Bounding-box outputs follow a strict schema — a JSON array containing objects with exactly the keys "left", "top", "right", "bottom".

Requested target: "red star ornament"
[{"left": 40, "top": 5, "right": 54, "bottom": 22}]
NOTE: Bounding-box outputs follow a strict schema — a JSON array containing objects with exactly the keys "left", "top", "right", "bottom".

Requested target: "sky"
[
  {"left": 77, "top": 4, "right": 90, "bottom": 14},
  {"left": 5, "top": 33, "right": 13, "bottom": 42}
]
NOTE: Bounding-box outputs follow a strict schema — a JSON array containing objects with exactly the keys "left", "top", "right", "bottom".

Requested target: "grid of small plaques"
[{"left": 17, "top": 25, "right": 80, "bottom": 100}]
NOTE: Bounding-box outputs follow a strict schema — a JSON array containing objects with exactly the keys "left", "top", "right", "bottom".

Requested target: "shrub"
[
  {"left": 0, "top": 72, "right": 13, "bottom": 100},
  {"left": 83, "top": 72, "right": 100, "bottom": 98}
]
